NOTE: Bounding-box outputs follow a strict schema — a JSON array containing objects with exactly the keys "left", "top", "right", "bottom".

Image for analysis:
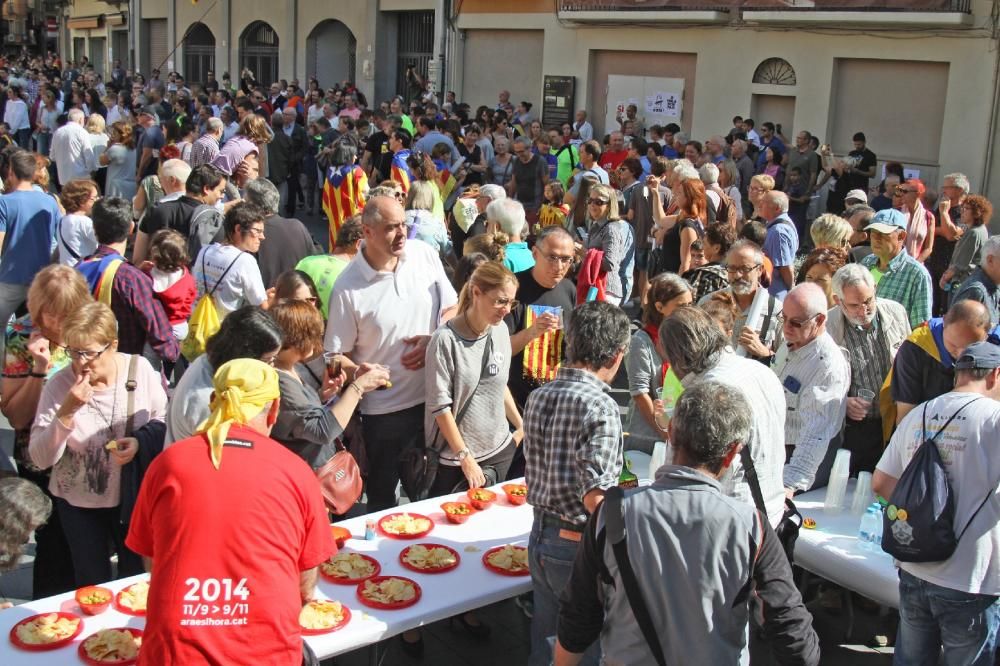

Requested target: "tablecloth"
[
  {"left": 793, "top": 481, "right": 900, "bottom": 608},
  {"left": 0, "top": 480, "right": 534, "bottom": 664}
]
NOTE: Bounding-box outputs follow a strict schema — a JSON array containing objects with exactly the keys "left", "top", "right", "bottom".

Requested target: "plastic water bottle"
[
  {"left": 870, "top": 502, "right": 883, "bottom": 550},
  {"left": 858, "top": 505, "right": 878, "bottom": 551}
]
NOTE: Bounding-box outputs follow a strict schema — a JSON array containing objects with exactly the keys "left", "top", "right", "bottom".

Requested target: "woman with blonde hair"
[
  {"left": 405, "top": 180, "right": 450, "bottom": 254},
  {"left": 463, "top": 231, "right": 508, "bottom": 263},
  {"left": 2, "top": 264, "right": 92, "bottom": 597},
  {"left": 29, "top": 301, "right": 167, "bottom": 585},
  {"left": 810, "top": 213, "right": 853, "bottom": 252},
  {"left": 748, "top": 173, "right": 775, "bottom": 220},
  {"left": 585, "top": 183, "right": 635, "bottom": 305}
]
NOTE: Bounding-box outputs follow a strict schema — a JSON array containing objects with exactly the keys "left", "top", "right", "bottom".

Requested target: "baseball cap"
[
  {"left": 139, "top": 105, "right": 160, "bottom": 121},
  {"left": 864, "top": 208, "right": 907, "bottom": 235},
  {"left": 954, "top": 340, "right": 1000, "bottom": 370},
  {"left": 845, "top": 189, "right": 867, "bottom": 204}
]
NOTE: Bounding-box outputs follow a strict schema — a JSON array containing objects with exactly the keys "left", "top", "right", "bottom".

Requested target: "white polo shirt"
[{"left": 325, "top": 240, "right": 457, "bottom": 415}]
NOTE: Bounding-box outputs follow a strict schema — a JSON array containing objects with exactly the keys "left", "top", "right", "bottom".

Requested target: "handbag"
[
  {"left": 740, "top": 446, "right": 802, "bottom": 562},
  {"left": 398, "top": 332, "right": 494, "bottom": 502},
  {"left": 315, "top": 439, "right": 363, "bottom": 516}
]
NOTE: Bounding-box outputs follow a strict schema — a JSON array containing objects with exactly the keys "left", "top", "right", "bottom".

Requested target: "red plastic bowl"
[
  {"left": 466, "top": 488, "right": 497, "bottom": 510},
  {"left": 331, "top": 526, "right": 352, "bottom": 548},
  {"left": 440, "top": 502, "right": 474, "bottom": 524},
  {"left": 75, "top": 585, "right": 113, "bottom": 615},
  {"left": 502, "top": 484, "right": 528, "bottom": 505}
]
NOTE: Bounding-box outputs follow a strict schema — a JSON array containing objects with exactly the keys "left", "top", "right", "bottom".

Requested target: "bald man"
[
  {"left": 773, "top": 283, "right": 850, "bottom": 494},
  {"left": 890, "top": 299, "right": 996, "bottom": 426}
]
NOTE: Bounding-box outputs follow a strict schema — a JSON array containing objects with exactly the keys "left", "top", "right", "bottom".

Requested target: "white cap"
[{"left": 845, "top": 189, "right": 867, "bottom": 204}]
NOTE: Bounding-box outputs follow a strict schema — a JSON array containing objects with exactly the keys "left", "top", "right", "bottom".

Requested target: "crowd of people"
[{"left": 0, "top": 50, "right": 996, "bottom": 666}]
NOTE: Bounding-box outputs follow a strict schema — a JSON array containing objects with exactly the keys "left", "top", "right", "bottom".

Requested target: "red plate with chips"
[
  {"left": 398, "top": 543, "right": 461, "bottom": 574},
  {"left": 356, "top": 576, "right": 422, "bottom": 610},
  {"left": 77, "top": 627, "right": 143, "bottom": 665},
  {"left": 9, "top": 611, "right": 84, "bottom": 651},
  {"left": 482, "top": 545, "right": 530, "bottom": 576},
  {"left": 113, "top": 583, "right": 148, "bottom": 616},
  {"left": 319, "top": 552, "right": 382, "bottom": 585},
  {"left": 377, "top": 512, "right": 434, "bottom": 539},
  {"left": 299, "top": 601, "right": 352, "bottom": 636}
]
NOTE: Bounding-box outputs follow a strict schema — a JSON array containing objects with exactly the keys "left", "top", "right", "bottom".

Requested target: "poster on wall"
[
  {"left": 543, "top": 75, "right": 576, "bottom": 129},
  {"left": 605, "top": 74, "right": 684, "bottom": 137}
]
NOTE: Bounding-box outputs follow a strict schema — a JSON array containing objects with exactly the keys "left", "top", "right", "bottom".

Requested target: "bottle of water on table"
[{"left": 858, "top": 504, "right": 879, "bottom": 552}]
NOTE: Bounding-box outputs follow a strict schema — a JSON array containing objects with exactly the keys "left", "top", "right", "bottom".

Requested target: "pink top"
[
  {"left": 29, "top": 354, "right": 167, "bottom": 509},
  {"left": 904, "top": 207, "right": 934, "bottom": 259}
]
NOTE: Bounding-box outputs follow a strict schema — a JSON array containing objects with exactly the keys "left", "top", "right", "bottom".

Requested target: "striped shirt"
[
  {"left": 523, "top": 366, "right": 623, "bottom": 525},
  {"left": 862, "top": 250, "right": 932, "bottom": 329},
  {"left": 843, "top": 314, "right": 893, "bottom": 418},
  {"left": 773, "top": 332, "right": 850, "bottom": 491}
]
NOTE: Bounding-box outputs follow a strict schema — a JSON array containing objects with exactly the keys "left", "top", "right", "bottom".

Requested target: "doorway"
[{"left": 750, "top": 94, "right": 796, "bottom": 139}]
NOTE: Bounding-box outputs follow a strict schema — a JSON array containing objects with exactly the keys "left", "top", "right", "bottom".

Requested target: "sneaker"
[{"left": 514, "top": 593, "right": 533, "bottom": 619}]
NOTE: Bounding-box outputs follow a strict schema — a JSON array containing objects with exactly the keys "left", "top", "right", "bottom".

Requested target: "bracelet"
[
  {"left": 29, "top": 371, "right": 47, "bottom": 379},
  {"left": 349, "top": 382, "right": 364, "bottom": 397}
]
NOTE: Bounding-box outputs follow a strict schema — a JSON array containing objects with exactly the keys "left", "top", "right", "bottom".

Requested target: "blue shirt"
[
  {"left": 0, "top": 190, "right": 60, "bottom": 285},
  {"left": 756, "top": 137, "right": 786, "bottom": 171},
  {"left": 763, "top": 214, "right": 799, "bottom": 300},
  {"left": 503, "top": 242, "right": 536, "bottom": 273},
  {"left": 414, "top": 131, "right": 460, "bottom": 163}
]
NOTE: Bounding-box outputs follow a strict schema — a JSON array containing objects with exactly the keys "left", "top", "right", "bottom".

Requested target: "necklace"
[
  {"left": 458, "top": 313, "right": 488, "bottom": 338},
  {"left": 87, "top": 357, "right": 120, "bottom": 439}
]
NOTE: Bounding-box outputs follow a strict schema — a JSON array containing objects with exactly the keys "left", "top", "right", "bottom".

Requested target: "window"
[{"left": 752, "top": 58, "right": 796, "bottom": 86}]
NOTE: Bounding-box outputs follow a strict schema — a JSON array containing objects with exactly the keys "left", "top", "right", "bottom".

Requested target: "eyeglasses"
[
  {"left": 725, "top": 264, "right": 761, "bottom": 276},
  {"left": 895, "top": 187, "right": 915, "bottom": 195},
  {"left": 778, "top": 312, "right": 820, "bottom": 329},
  {"left": 541, "top": 253, "right": 574, "bottom": 266},
  {"left": 260, "top": 352, "right": 278, "bottom": 366},
  {"left": 64, "top": 341, "right": 111, "bottom": 362},
  {"left": 843, "top": 295, "right": 876, "bottom": 311},
  {"left": 587, "top": 198, "right": 610, "bottom": 206},
  {"left": 493, "top": 297, "right": 519, "bottom": 309},
  {"left": 244, "top": 227, "right": 266, "bottom": 238}
]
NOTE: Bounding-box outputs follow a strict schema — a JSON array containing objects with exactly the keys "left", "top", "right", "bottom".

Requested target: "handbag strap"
[
  {"left": 124, "top": 354, "right": 139, "bottom": 436},
  {"left": 739, "top": 444, "right": 769, "bottom": 519},
  {"left": 430, "top": 331, "right": 494, "bottom": 453},
  {"left": 604, "top": 486, "right": 668, "bottom": 666}
]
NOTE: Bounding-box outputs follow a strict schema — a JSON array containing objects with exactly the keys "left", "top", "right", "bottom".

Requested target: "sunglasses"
[
  {"left": 587, "top": 198, "right": 610, "bottom": 206},
  {"left": 778, "top": 312, "right": 820, "bottom": 329},
  {"left": 895, "top": 187, "right": 915, "bottom": 195}
]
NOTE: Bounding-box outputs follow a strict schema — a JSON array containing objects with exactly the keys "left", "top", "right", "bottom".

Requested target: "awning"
[
  {"left": 67, "top": 16, "right": 101, "bottom": 30},
  {"left": 106, "top": 12, "right": 126, "bottom": 27}
]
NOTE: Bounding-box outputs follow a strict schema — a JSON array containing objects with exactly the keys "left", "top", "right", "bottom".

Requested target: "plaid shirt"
[
  {"left": 190, "top": 133, "right": 220, "bottom": 168},
  {"left": 862, "top": 250, "right": 932, "bottom": 329},
  {"left": 87, "top": 246, "right": 179, "bottom": 362},
  {"left": 523, "top": 366, "right": 623, "bottom": 525}
]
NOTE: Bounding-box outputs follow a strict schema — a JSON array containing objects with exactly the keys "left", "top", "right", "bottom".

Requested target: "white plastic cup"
[
  {"left": 851, "top": 472, "right": 873, "bottom": 515},
  {"left": 825, "top": 449, "right": 852, "bottom": 512},
  {"left": 649, "top": 441, "right": 668, "bottom": 475}
]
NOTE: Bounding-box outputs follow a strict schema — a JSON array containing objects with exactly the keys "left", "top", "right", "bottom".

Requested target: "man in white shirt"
[
  {"left": 50, "top": 108, "right": 96, "bottom": 187},
  {"left": 325, "top": 195, "right": 458, "bottom": 511},
  {"left": 873, "top": 340, "right": 1000, "bottom": 665},
  {"left": 773, "top": 283, "right": 850, "bottom": 493},
  {"left": 573, "top": 110, "right": 594, "bottom": 143},
  {"left": 660, "top": 307, "right": 787, "bottom": 527}
]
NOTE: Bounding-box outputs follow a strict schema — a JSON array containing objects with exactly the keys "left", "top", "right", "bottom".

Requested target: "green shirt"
[
  {"left": 552, "top": 144, "right": 579, "bottom": 189},
  {"left": 295, "top": 255, "right": 349, "bottom": 318},
  {"left": 861, "top": 251, "right": 932, "bottom": 329}
]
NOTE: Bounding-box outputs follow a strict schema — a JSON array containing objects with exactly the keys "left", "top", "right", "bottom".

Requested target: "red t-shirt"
[
  {"left": 599, "top": 150, "right": 628, "bottom": 175},
  {"left": 126, "top": 425, "right": 334, "bottom": 666}
]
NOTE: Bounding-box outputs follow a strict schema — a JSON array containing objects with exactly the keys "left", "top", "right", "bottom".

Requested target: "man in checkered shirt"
[{"left": 522, "top": 301, "right": 632, "bottom": 666}]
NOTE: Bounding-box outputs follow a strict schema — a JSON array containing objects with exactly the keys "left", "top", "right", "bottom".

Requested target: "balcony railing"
[{"left": 559, "top": 0, "right": 970, "bottom": 11}]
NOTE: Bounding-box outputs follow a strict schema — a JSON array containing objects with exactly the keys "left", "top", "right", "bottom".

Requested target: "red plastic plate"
[
  {"left": 482, "top": 545, "right": 530, "bottom": 577},
  {"left": 9, "top": 611, "right": 84, "bottom": 651},
  {"left": 377, "top": 513, "right": 434, "bottom": 540},
  {"left": 398, "top": 543, "right": 461, "bottom": 574},
  {"left": 77, "top": 627, "right": 143, "bottom": 665},
  {"left": 299, "top": 602, "right": 352, "bottom": 636},
  {"left": 113, "top": 584, "right": 147, "bottom": 617},
  {"left": 318, "top": 552, "right": 382, "bottom": 585},
  {"left": 355, "top": 576, "right": 422, "bottom": 610}
]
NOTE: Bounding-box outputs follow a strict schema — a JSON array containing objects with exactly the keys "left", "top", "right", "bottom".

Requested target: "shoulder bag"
[
  {"left": 398, "top": 332, "right": 494, "bottom": 502},
  {"left": 740, "top": 445, "right": 802, "bottom": 563}
]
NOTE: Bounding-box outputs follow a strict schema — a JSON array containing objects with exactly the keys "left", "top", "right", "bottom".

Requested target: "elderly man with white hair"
[
  {"left": 50, "top": 107, "right": 96, "bottom": 185},
  {"left": 826, "top": 264, "right": 910, "bottom": 474},
  {"left": 773, "top": 282, "right": 850, "bottom": 493},
  {"left": 487, "top": 198, "right": 534, "bottom": 272},
  {"left": 928, "top": 171, "right": 971, "bottom": 315},
  {"left": 952, "top": 235, "right": 1000, "bottom": 327},
  {"left": 759, "top": 190, "right": 799, "bottom": 299}
]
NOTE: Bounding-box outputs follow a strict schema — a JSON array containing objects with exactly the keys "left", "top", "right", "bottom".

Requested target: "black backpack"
[{"left": 882, "top": 398, "right": 994, "bottom": 562}]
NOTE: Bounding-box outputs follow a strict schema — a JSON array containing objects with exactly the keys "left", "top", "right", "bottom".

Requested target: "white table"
[
  {"left": 793, "top": 481, "right": 900, "bottom": 608},
  {"left": 0, "top": 480, "right": 534, "bottom": 664}
]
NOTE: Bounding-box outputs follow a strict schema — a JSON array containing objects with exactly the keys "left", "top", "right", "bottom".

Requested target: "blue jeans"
[
  {"left": 528, "top": 511, "right": 600, "bottom": 666},
  {"left": 895, "top": 569, "right": 1000, "bottom": 666}
]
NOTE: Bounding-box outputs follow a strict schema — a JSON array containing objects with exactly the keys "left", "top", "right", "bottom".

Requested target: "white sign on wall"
[{"left": 606, "top": 74, "right": 684, "bottom": 136}]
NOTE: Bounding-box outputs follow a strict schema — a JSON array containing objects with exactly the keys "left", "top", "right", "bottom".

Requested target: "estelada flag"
[
  {"left": 322, "top": 164, "right": 368, "bottom": 251},
  {"left": 432, "top": 158, "right": 456, "bottom": 202},
  {"left": 522, "top": 304, "right": 564, "bottom": 384},
  {"left": 390, "top": 149, "right": 412, "bottom": 194}
]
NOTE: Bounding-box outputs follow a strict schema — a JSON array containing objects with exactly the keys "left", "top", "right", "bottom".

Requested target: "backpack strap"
[
  {"left": 206, "top": 250, "right": 245, "bottom": 298},
  {"left": 605, "top": 487, "right": 668, "bottom": 666}
]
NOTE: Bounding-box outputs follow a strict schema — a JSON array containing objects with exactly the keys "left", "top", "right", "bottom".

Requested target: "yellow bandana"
[{"left": 196, "top": 359, "right": 280, "bottom": 469}]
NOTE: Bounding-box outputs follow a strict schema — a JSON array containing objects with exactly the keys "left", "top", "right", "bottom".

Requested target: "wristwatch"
[{"left": 457, "top": 449, "right": 471, "bottom": 461}]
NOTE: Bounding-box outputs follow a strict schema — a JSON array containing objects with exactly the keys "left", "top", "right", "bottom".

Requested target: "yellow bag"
[
  {"left": 181, "top": 293, "right": 221, "bottom": 362},
  {"left": 181, "top": 251, "right": 243, "bottom": 362}
]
